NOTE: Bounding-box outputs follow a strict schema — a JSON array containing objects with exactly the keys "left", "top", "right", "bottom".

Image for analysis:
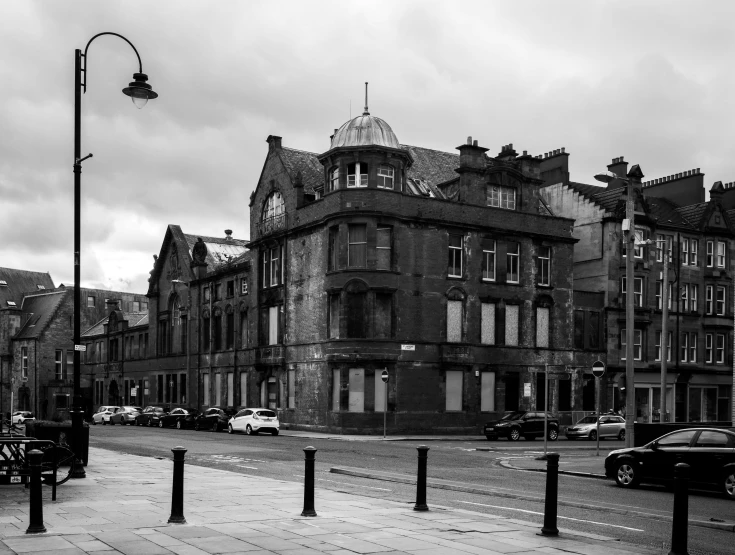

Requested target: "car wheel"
[
  {"left": 509, "top": 428, "right": 520, "bottom": 441},
  {"left": 245, "top": 425, "right": 254, "bottom": 435},
  {"left": 618, "top": 429, "right": 626, "bottom": 441},
  {"left": 272, "top": 430, "right": 279, "bottom": 436},
  {"left": 228, "top": 425, "right": 234, "bottom": 434},
  {"left": 548, "top": 428, "right": 558, "bottom": 441},
  {"left": 614, "top": 460, "right": 639, "bottom": 488},
  {"left": 722, "top": 470, "right": 735, "bottom": 500},
  {"left": 176, "top": 421, "right": 182, "bottom": 430},
  {"left": 589, "top": 430, "right": 597, "bottom": 441},
  {"left": 147, "top": 419, "right": 152, "bottom": 427},
  {"left": 159, "top": 420, "right": 164, "bottom": 428}
]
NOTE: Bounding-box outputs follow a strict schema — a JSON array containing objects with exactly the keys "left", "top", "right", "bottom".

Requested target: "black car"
[
  {"left": 194, "top": 407, "right": 236, "bottom": 432},
  {"left": 158, "top": 408, "right": 199, "bottom": 429},
  {"left": 484, "top": 410, "right": 559, "bottom": 441},
  {"left": 605, "top": 428, "right": 735, "bottom": 499},
  {"left": 135, "top": 406, "right": 168, "bottom": 427}
]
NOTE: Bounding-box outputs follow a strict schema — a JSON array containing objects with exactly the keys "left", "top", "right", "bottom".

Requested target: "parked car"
[
  {"left": 135, "top": 406, "right": 168, "bottom": 427},
  {"left": 605, "top": 428, "right": 735, "bottom": 499},
  {"left": 228, "top": 408, "right": 279, "bottom": 435},
  {"left": 11, "top": 411, "right": 34, "bottom": 425},
  {"left": 159, "top": 408, "right": 199, "bottom": 429},
  {"left": 484, "top": 410, "right": 558, "bottom": 441},
  {"left": 92, "top": 406, "right": 119, "bottom": 425},
  {"left": 565, "top": 414, "right": 626, "bottom": 441},
  {"left": 194, "top": 407, "right": 236, "bottom": 432},
  {"left": 109, "top": 406, "right": 142, "bottom": 426}
]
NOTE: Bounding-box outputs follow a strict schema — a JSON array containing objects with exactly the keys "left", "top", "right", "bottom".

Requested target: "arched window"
[
  {"left": 347, "top": 162, "right": 368, "bottom": 187},
  {"left": 213, "top": 307, "right": 223, "bottom": 351},
  {"left": 377, "top": 164, "right": 394, "bottom": 189},
  {"left": 329, "top": 167, "right": 340, "bottom": 192},
  {"left": 262, "top": 191, "right": 284, "bottom": 221},
  {"left": 170, "top": 294, "right": 181, "bottom": 353},
  {"left": 202, "top": 309, "right": 211, "bottom": 351},
  {"left": 225, "top": 305, "right": 235, "bottom": 349}
]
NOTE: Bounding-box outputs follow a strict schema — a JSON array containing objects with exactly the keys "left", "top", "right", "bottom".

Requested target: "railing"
[
  {"left": 255, "top": 345, "right": 284, "bottom": 363},
  {"left": 255, "top": 213, "right": 287, "bottom": 239}
]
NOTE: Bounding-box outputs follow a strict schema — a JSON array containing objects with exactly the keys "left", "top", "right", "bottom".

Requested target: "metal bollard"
[
  {"left": 668, "top": 463, "right": 690, "bottom": 555},
  {"left": 413, "top": 445, "right": 429, "bottom": 511},
  {"left": 301, "top": 446, "right": 317, "bottom": 517},
  {"left": 540, "top": 452, "right": 560, "bottom": 536},
  {"left": 168, "top": 447, "right": 187, "bottom": 524},
  {"left": 26, "top": 450, "right": 46, "bottom": 534}
]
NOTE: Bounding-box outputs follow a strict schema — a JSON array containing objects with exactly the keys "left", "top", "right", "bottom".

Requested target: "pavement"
[{"left": 0, "top": 445, "right": 668, "bottom": 555}]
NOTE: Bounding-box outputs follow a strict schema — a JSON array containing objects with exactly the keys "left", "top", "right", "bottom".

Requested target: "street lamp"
[
  {"left": 594, "top": 165, "right": 644, "bottom": 448},
  {"left": 72, "top": 33, "right": 158, "bottom": 478}
]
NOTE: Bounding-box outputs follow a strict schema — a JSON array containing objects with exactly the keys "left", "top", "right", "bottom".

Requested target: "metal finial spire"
[{"left": 363, "top": 82, "right": 369, "bottom": 115}]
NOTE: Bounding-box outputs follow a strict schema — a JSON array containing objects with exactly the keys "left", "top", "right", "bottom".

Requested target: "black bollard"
[
  {"left": 413, "top": 445, "right": 429, "bottom": 511},
  {"left": 540, "top": 452, "right": 560, "bottom": 536},
  {"left": 168, "top": 446, "right": 187, "bottom": 524},
  {"left": 301, "top": 446, "right": 317, "bottom": 517},
  {"left": 26, "top": 450, "right": 46, "bottom": 534},
  {"left": 669, "top": 463, "right": 690, "bottom": 555}
]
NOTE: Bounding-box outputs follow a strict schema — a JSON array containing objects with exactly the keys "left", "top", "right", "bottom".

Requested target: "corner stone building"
[{"left": 249, "top": 109, "right": 600, "bottom": 433}]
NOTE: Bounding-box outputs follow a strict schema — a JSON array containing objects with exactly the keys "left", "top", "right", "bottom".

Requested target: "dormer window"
[
  {"left": 329, "top": 167, "right": 340, "bottom": 192},
  {"left": 347, "top": 162, "right": 368, "bottom": 187},
  {"left": 377, "top": 165, "right": 394, "bottom": 189},
  {"left": 259, "top": 191, "right": 285, "bottom": 236},
  {"left": 487, "top": 185, "right": 516, "bottom": 210}
]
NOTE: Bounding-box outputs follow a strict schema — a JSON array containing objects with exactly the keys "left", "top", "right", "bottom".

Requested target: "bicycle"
[{"left": 1, "top": 419, "right": 78, "bottom": 486}]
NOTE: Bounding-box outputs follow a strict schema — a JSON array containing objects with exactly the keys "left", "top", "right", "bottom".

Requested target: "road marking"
[
  {"left": 235, "top": 465, "right": 258, "bottom": 470},
  {"left": 456, "top": 501, "right": 644, "bottom": 532}
]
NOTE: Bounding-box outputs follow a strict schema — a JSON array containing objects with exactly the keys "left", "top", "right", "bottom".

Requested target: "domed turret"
[{"left": 329, "top": 82, "right": 400, "bottom": 150}]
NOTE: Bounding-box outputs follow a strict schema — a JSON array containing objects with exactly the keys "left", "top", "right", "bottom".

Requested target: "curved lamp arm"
[{"left": 82, "top": 32, "right": 144, "bottom": 93}]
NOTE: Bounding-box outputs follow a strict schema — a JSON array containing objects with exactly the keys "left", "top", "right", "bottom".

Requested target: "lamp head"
[
  {"left": 122, "top": 72, "right": 158, "bottom": 109},
  {"left": 594, "top": 171, "right": 619, "bottom": 184}
]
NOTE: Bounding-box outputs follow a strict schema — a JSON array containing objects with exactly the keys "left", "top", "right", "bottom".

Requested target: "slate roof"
[
  {"left": 676, "top": 202, "right": 708, "bottom": 227},
  {"left": 0, "top": 267, "right": 55, "bottom": 309},
  {"left": 280, "top": 147, "right": 324, "bottom": 195},
  {"left": 82, "top": 311, "right": 149, "bottom": 338},
  {"left": 15, "top": 291, "right": 66, "bottom": 339}
]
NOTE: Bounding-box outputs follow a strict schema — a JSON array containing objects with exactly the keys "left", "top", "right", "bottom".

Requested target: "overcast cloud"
[{"left": 2, "top": 0, "right": 735, "bottom": 293}]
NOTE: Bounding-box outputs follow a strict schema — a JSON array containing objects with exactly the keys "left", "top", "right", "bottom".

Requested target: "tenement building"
[
  {"left": 246, "top": 106, "right": 601, "bottom": 433},
  {"left": 541, "top": 154, "right": 734, "bottom": 423}
]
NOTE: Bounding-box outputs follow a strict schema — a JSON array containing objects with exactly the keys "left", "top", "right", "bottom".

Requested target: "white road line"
[
  {"left": 456, "top": 501, "right": 644, "bottom": 532},
  {"left": 235, "top": 465, "right": 258, "bottom": 470}
]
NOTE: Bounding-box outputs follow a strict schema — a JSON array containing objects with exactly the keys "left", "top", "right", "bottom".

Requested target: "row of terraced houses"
[{"left": 2, "top": 106, "right": 734, "bottom": 432}]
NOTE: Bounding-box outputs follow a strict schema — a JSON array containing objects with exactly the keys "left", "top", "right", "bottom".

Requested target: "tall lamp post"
[
  {"left": 72, "top": 33, "right": 158, "bottom": 476},
  {"left": 595, "top": 164, "right": 644, "bottom": 448}
]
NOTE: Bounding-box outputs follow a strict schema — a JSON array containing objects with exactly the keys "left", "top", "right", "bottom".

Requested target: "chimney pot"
[
  {"left": 467, "top": 136, "right": 472, "bottom": 145},
  {"left": 523, "top": 150, "right": 527, "bottom": 156},
  {"left": 696, "top": 168, "right": 700, "bottom": 173},
  {"left": 562, "top": 147, "right": 566, "bottom": 153},
  {"left": 473, "top": 140, "right": 478, "bottom": 147}
]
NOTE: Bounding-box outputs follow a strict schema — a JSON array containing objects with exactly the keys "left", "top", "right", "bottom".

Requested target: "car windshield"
[
  {"left": 257, "top": 410, "right": 277, "bottom": 418},
  {"left": 500, "top": 411, "right": 525, "bottom": 421},
  {"left": 576, "top": 416, "right": 599, "bottom": 424}
]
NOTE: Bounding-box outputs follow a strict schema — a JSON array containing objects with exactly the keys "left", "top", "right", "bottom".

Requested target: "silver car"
[{"left": 565, "top": 414, "right": 626, "bottom": 441}]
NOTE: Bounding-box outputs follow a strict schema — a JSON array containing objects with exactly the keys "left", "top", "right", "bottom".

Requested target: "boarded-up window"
[
  {"left": 346, "top": 292, "right": 367, "bottom": 338},
  {"left": 375, "top": 293, "right": 392, "bottom": 338},
  {"left": 240, "top": 373, "right": 248, "bottom": 406},
  {"left": 203, "top": 373, "right": 210, "bottom": 406},
  {"left": 348, "top": 368, "right": 365, "bottom": 412},
  {"left": 587, "top": 311, "right": 600, "bottom": 349},
  {"left": 447, "top": 300, "right": 463, "bottom": 342},
  {"left": 481, "top": 372, "right": 495, "bottom": 412},
  {"left": 374, "top": 371, "right": 387, "bottom": 412},
  {"left": 376, "top": 227, "right": 392, "bottom": 270},
  {"left": 481, "top": 303, "right": 495, "bottom": 345},
  {"left": 536, "top": 307, "right": 549, "bottom": 348},
  {"left": 288, "top": 369, "right": 295, "bottom": 409},
  {"left": 446, "top": 371, "right": 463, "bottom": 411},
  {"left": 268, "top": 306, "right": 279, "bottom": 345},
  {"left": 573, "top": 310, "right": 585, "bottom": 349},
  {"left": 215, "top": 373, "right": 222, "bottom": 407},
  {"left": 328, "top": 294, "right": 340, "bottom": 338},
  {"left": 505, "top": 305, "right": 519, "bottom": 346},
  {"left": 227, "top": 373, "right": 234, "bottom": 406}
]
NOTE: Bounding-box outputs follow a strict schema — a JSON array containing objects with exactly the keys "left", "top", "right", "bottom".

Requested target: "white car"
[
  {"left": 228, "top": 408, "right": 279, "bottom": 435},
  {"left": 565, "top": 414, "right": 626, "bottom": 441},
  {"left": 11, "top": 411, "right": 34, "bottom": 425},
  {"left": 92, "top": 406, "right": 119, "bottom": 425}
]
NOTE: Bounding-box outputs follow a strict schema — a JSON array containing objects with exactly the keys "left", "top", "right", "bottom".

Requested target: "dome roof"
[{"left": 330, "top": 112, "right": 400, "bottom": 150}]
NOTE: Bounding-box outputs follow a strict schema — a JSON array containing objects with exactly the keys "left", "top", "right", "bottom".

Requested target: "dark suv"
[{"left": 484, "top": 411, "right": 559, "bottom": 441}]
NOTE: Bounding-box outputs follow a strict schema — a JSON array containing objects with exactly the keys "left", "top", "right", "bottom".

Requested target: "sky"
[{"left": 2, "top": 0, "right": 735, "bottom": 294}]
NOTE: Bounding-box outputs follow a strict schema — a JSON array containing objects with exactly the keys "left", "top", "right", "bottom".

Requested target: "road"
[{"left": 89, "top": 425, "right": 735, "bottom": 554}]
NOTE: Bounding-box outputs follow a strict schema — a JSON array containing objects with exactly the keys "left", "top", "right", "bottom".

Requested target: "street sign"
[
  {"left": 131, "top": 387, "right": 136, "bottom": 398},
  {"left": 592, "top": 360, "right": 606, "bottom": 378},
  {"left": 401, "top": 344, "right": 415, "bottom": 351},
  {"left": 74, "top": 344, "right": 86, "bottom": 351},
  {"left": 381, "top": 370, "right": 388, "bottom": 383}
]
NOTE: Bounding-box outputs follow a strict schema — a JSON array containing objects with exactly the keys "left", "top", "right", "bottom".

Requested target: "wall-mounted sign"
[
  {"left": 401, "top": 344, "right": 415, "bottom": 351},
  {"left": 523, "top": 383, "right": 531, "bottom": 397}
]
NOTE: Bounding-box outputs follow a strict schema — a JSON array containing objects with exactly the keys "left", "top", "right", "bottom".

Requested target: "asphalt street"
[{"left": 89, "top": 425, "right": 735, "bottom": 554}]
